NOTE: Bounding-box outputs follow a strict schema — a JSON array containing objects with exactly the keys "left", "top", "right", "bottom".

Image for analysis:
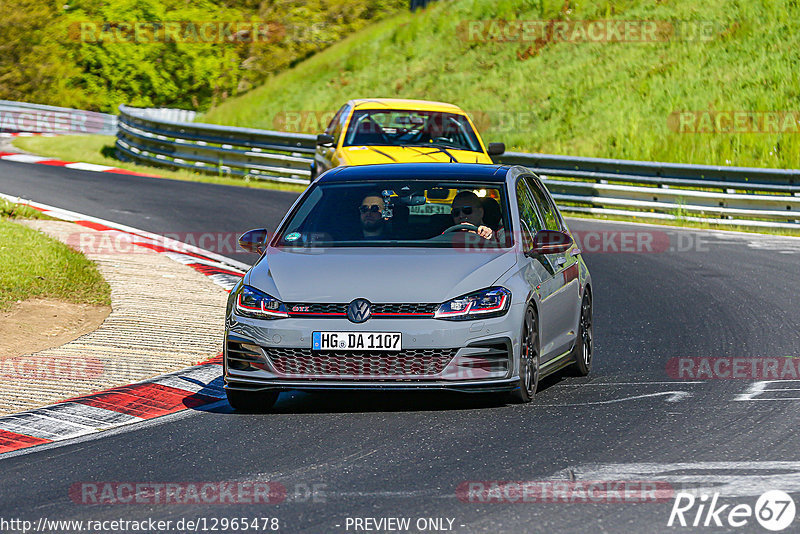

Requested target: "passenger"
[{"left": 451, "top": 191, "right": 493, "bottom": 240}]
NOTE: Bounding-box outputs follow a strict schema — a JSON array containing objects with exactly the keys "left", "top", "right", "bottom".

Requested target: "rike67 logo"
[{"left": 668, "top": 490, "right": 796, "bottom": 531}]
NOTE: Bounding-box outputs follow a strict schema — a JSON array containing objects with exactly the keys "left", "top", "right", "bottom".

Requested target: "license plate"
[{"left": 312, "top": 332, "right": 402, "bottom": 351}]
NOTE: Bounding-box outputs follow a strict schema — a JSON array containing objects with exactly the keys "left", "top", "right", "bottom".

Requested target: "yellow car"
[{"left": 310, "top": 98, "right": 505, "bottom": 179}]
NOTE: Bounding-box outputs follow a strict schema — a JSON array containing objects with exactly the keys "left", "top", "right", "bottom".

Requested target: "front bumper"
[{"left": 224, "top": 312, "right": 522, "bottom": 394}]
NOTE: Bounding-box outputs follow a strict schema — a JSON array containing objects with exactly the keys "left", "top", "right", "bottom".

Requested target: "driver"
[
  {"left": 451, "top": 191, "right": 493, "bottom": 240},
  {"left": 358, "top": 193, "right": 387, "bottom": 238}
]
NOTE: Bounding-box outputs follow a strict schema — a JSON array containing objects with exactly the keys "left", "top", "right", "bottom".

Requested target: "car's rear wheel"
[
  {"left": 567, "top": 291, "right": 593, "bottom": 376},
  {"left": 226, "top": 389, "right": 279, "bottom": 412},
  {"left": 511, "top": 306, "right": 539, "bottom": 403}
]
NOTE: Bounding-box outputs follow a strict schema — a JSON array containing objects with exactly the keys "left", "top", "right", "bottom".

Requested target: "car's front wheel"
[
  {"left": 567, "top": 291, "right": 593, "bottom": 376},
  {"left": 226, "top": 389, "right": 279, "bottom": 412},
  {"left": 511, "top": 306, "right": 539, "bottom": 403}
]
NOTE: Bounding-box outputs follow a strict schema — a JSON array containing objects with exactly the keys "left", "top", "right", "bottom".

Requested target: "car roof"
[
  {"left": 317, "top": 163, "right": 515, "bottom": 184},
  {"left": 348, "top": 98, "right": 466, "bottom": 113}
]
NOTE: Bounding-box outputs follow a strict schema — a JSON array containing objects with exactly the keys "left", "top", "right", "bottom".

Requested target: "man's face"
[
  {"left": 359, "top": 195, "right": 385, "bottom": 232},
  {"left": 451, "top": 196, "right": 484, "bottom": 227}
]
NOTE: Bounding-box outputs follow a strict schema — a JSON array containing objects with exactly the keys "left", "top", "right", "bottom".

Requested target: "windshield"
[
  {"left": 275, "top": 180, "right": 512, "bottom": 249},
  {"left": 343, "top": 109, "right": 483, "bottom": 152}
]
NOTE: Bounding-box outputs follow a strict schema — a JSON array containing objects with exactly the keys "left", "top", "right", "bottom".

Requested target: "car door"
[
  {"left": 525, "top": 174, "right": 581, "bottom": 356},
  {"left": 515, "top": 177, "right": 564, "bottom": 363}
]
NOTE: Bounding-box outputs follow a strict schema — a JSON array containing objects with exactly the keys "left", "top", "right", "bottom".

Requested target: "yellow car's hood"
[{"left": 340, "top": 145, "right": 493, "bottom": 165}]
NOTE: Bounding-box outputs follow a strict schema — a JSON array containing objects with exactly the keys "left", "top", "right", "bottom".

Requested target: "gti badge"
[{"left": 347, "top": 299, "right": 371, "bottom": 323}]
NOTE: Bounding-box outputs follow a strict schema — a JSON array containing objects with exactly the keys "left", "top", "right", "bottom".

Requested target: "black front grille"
[
  {"left": 287, "top": 303, "right": 346, "bottom": 315},
  {"left": 286, "top": 302, "right": 438, "bottom": 318},
  {"left": 373, "top": 303, "right": 438, "bottom": 315},
  {"left": 266, "top": 348, "right": 457, "bottom": 377}
]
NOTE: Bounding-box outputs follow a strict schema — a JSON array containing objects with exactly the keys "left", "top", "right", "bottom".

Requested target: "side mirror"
[
  {"left": 487, "top": 142, "right": 505, "bottom": 156},
  {"left": 531, "top": 230, "right": 573, "bottom": 255},
  {"left": 316, "top": 134, "right": 334, "bottom": 147},
  {"left": 238, "top": 228, "right": 269, "bottom": 255}
]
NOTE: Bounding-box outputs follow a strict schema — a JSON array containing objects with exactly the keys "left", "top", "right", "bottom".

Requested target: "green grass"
[
  {"left": 0, "top": 217, "right": 111, "bottom": 311},
  {"left": 0, "top": 198, "right": 54, "bottom": 220},
  {"left": 11, "top": 136, "right": 307, "bottom": 193},
  {"left": 201, "top": 0, "right": 800, "bottom": 170}
]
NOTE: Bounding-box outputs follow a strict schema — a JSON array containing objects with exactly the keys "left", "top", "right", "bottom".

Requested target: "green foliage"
[{"left": 0, "top": 0, "right": 404, "bottom": 112}]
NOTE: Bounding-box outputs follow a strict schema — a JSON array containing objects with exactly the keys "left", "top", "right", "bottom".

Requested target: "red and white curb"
[
  {"left": 0, "top": 192, "right": 249, "bottom": 291},
  {"left": 0, "top": 195, "right": 249, "bottom": 456},
  {"left": 0, "top": 150, "right": 164, "bottom": 178},
  {"left": 0, "top": 132, "right": 58, "bottom": 138},
  {"left": 0, "top": 355, "right": 225, "bottom": 455}
]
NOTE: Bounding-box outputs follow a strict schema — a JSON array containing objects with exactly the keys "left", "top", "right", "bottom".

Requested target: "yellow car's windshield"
[{"left": 343, "top": 109, "right": 483, "bottom": 152}]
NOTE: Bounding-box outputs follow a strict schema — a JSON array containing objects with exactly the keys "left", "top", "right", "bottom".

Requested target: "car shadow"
[{"left": 202, "top": 373, "right": 567, "bottom": 415}]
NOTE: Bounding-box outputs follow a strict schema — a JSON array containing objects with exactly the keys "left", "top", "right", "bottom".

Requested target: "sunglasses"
[
  {"left": 451, "top": 206, "right": 474, "bottom": 216},
  {"left": 359, "top": 204, "right": 382, "bottom": 214}
]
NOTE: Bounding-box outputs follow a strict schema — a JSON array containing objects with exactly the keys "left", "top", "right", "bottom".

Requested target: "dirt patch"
[{"left": 0, "top": 298, "right": 110, "bottom": 359}]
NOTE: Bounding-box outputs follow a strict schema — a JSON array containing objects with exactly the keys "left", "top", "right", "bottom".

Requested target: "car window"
[
  {"left": 515, "top": 179, "right": 544, "bottom": 249},
  {"left": 524, "top": 175, "right": 561, "bottom": 231},
  {"left": 342, "top": 109, "right": 482, "bottom": 152},
  {"left": 325, "top": 105, "right": 346, "bottom": 136},
  {"left": 331, "top": 104, "right": 351, "bottom": 145},
  {"left": 275, "top": 180, "right": 512, "bottom": 249}
]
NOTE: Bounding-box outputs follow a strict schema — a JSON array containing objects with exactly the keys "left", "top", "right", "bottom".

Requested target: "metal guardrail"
[
  {"left": 115, "top": 105, "right": 800, "bottom": 228},
  {"left": 116, "top": 105, "right": 315, "bottom": 184},
  {"left": 498, "top": 151, "right": 800, "bottom": 228},
  {"left": 0, "top": 100, "right": 117, "bottom": 135}
]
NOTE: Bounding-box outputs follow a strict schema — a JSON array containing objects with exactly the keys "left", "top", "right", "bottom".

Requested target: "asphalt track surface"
[{"left": 2, "top": 159, "right": 800, "bottom": 533}]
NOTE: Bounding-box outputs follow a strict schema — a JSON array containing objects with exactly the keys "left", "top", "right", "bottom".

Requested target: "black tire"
[
  {"left": 510, "top": 306, "right": 539, "bottom": 403},
  {"left": 567, "top": 291, "right": 593, "bottom": 376},
  {"left": 226, "top": 389, "right": 279, "bottom": 412}
]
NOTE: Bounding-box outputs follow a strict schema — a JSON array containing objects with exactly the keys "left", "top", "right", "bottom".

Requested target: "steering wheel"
[{"left": 442, "top": 223, "right": 479, "bottom": 234}]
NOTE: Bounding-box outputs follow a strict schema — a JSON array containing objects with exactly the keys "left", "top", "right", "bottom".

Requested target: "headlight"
[
  {"left": 434, "top": 287, "right": 511, "bottom": 321},
  {"left": 235, "top": 285, "right": 288, "bottom": 319}
]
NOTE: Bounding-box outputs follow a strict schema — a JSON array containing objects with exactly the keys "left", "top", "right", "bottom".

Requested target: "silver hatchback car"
[{"left": 224, "top": 163, "right": 592, "bottom": 410}]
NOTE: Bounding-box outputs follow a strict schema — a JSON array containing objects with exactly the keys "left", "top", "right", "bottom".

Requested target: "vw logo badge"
[{"left": 347, "top": 299, "right": 371, "bottom": 323}]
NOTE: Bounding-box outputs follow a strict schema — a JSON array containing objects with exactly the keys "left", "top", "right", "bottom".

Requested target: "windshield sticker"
[{"left": 285, "top": 232, "right": 301, "bottom": 242}]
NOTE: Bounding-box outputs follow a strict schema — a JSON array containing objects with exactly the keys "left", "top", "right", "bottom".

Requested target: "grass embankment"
[
  {"left": 202, "top": 0, "right": 800, "bottom": 170},
  {"left": 10, "top": 136, "right": 307, "bottom": 192},
  {"left": 0, "top": 199, "right": 111, "bottom": 311}
]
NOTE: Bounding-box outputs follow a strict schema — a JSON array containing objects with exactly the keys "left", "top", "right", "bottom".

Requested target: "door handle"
[
  {"left": 571, "top": 248, "right": 582, "bottom": 257},
  {"left": 555, "top": 257, "right": 567, "bottom": 267}
]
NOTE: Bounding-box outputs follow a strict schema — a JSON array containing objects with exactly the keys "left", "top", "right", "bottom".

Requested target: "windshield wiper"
[{"left": 401, "top": 144, "right": 459, "bottom": 163}]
